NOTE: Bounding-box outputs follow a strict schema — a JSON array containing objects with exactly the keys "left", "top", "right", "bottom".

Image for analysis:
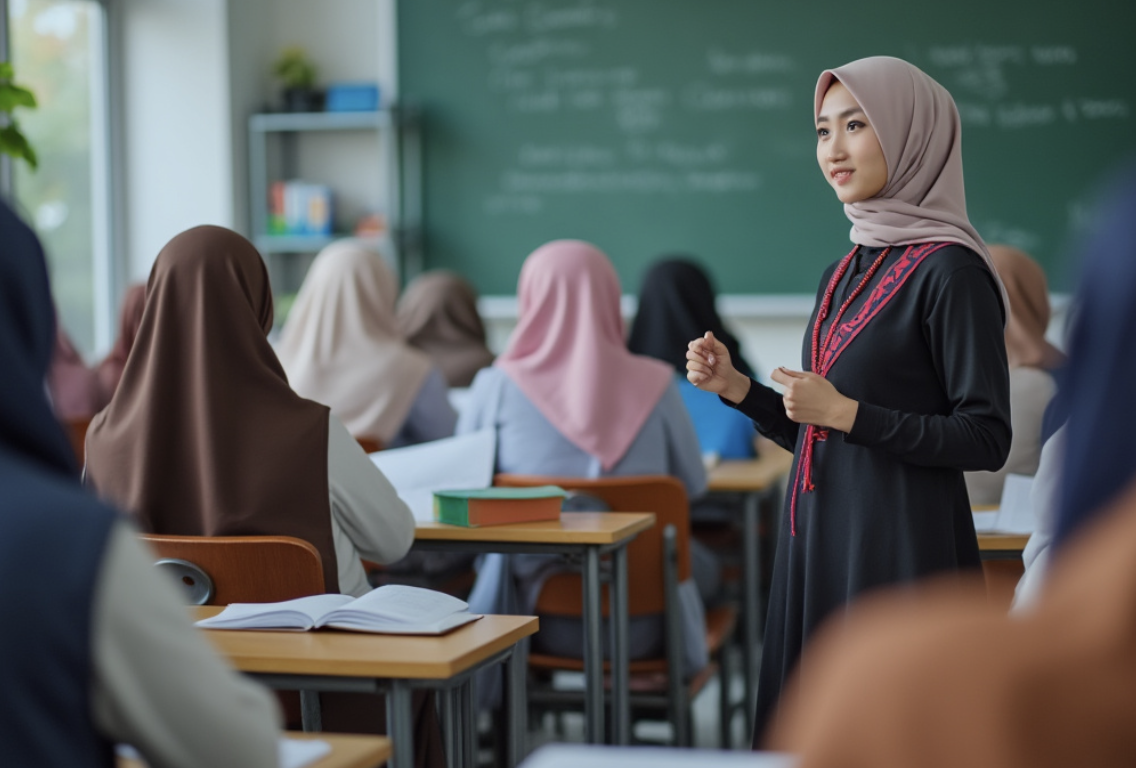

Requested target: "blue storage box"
[{"left": 325, "top": 82, "right": 380, "bottom": 112}]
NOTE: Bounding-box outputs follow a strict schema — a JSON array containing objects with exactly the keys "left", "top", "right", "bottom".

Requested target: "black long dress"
[{"left": 736, "top": 243, "right": 1011, "bottom": 745}]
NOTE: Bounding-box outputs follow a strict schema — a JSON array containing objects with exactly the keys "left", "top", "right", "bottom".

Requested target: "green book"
[{"left": 434, "top": 486, "right": 567, "bottom": 527}]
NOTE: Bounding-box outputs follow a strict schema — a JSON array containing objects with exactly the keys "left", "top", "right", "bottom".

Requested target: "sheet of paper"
[
  {"left": 972, "top": 510, "right": 999, "bottom": 533},
  {"left": 995, "top": 473, "right": 1036, "bottom": 534},
  {"left": 280, "top": 737, "right": 332, "bottom": 768},
  {"left": 370, "top": 429, "right": 496, "bottom": 521}
]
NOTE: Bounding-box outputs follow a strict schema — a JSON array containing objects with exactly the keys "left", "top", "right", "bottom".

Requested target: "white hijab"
[{"left": 277, "top": 241, "right": 432, "bottom": 444}]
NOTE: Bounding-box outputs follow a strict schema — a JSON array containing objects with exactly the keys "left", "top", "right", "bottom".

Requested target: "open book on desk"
[{"left": 195, "top": 584, "right": 481, "bottom": 635}]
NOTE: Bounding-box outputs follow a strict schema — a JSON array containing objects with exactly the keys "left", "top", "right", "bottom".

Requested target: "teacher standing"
[{"left": 686, "top": 56, "right": 1011, "bottom": 744}]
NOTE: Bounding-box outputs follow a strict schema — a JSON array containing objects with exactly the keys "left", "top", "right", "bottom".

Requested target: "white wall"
[{"left": 120, "top": 0, "right": 233, "bottom": 281}]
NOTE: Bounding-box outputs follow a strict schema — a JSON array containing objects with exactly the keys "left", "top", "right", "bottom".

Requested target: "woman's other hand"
[
  {"left": 771, "top": 367, "right": 859, "bottom": 432},
  {"left": 686, "top": 331, "right": 752, "bottom": 404}
]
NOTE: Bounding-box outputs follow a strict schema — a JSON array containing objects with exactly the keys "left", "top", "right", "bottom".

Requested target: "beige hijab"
[
  {"left": 990, "top": 245, "right": 1065, "bottom": 370},
  {"left": 85, "top": 226, "right": 338, "bottom": 592},
  {"left": 277, "top": 241, "right": 433, "bottom": 444},
  {"left": 397, "top": 270, "right": 495, "bottom": 388},
  {"left": 815, "top": 56, "right": 1008, "bottom": 317}
]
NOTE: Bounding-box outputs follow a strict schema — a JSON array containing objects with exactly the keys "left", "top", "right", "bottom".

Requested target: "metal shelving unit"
[{"left": 247, "top": 108, "right": 423, "bottom": 298}]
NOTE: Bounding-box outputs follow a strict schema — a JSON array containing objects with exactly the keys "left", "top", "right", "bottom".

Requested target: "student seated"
[
  {"left": 458, "top": 240, "right": 709, "bottom": 702},
  {"left": 95, "top": 283, "right": 147, "bottom": 400},
  {"left": 48, "top": 316, "right": 107, "bottom": 421},
  {"left": 0, "top": 201, "right": 279, "bottom": 768},
  {"left": 83, "top": 226, "right": 444, "bottom": 765},
  {"left": 278, "top": 241, "right": 457, "bottom": 449},
  {"left": 965, "top": 245, "right": 1064, "bottom": 505},
  {"left": 397, "top": 269, "right": 496, "bottom": 389},
  {"left": 628, "top": 256, "right": 760, "bottom": 461}
]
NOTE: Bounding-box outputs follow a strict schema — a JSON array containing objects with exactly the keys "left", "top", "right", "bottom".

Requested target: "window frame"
[{"left": 1, "top": 0, "right": 122, "bottom": 355}]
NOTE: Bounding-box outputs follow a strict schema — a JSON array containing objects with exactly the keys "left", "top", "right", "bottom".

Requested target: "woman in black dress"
[{"left": 685, "top": 56, "right": 1012, "bottom": 744}]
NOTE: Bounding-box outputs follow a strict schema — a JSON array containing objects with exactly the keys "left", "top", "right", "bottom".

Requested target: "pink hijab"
[
  {"left": 815, "top": 56, "right": 1008, "bottom": 315},
  {"left": 495, "top": 240, "right": 673, "bottom": 471}
]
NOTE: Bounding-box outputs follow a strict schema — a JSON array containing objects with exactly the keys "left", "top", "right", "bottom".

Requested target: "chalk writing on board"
[
  {"left": 996, "top": 103, "right": 1057, "bottom": 129},
  {"left": 488, "top": 38, "right": 589, "bottom": 67},
  {"left": 1031, "top": 46, "right": 1077, "bottom": 65},
  {"left": 975, "top": 220, "right": 1040, "bottom": 253},
  {"left": 707, "top": 48, "right": 796, "bottom": 75},
  {"left": 456, "top": 3, "right": 519, "bottom": 37},
  {"left": 683, "top": 84, "right": 793, "bottom": 111},
  {"left": 545, "top": 66, "right": 637, "bottom": 89},
  {"left": 519, "top": 144, "right": 617, "bottom": 167},
  {"left": 525, "top": 2, "right": 619, "bottom": 33}
]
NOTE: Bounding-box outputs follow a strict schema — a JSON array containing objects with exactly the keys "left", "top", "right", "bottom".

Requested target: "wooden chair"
[
  {"left": 137, "top": 534, "right": 325, "bottom": 605},
  {"left": 494, "top": 473, "right": 741, "bottom": 747},
  {"left": 355, "top": 436, "right": 384, "bottom": 454},
  {"left": 137, "top": 534, "right": 327, "bottom": 730},
  {"left": 63, "top": 416, "right": 92, "bottom": 468}
]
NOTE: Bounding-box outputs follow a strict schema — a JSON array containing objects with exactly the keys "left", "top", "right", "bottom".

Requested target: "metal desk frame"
[{"left": 412, "top": 537, "right": 634, "bottom": 746}]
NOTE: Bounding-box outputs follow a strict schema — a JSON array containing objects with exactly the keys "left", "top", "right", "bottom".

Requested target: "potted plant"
[
  {"left": 0, "top": 61, "right": 38, "bottom": 171},
  {"left": 272, "top": 46, "right": 321, "bottom": 113}
]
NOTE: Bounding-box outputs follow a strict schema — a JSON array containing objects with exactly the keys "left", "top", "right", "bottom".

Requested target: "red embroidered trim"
[{"left": 789, "top": 243, "right": 947, "bottom": 537}]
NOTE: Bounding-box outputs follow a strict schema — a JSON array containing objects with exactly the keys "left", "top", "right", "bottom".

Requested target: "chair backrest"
[
  {"left": 64, "top": 416, "right": 92, "bottom": 467},
  {"left": 494, "top": 473, "right": 690, "bottom": 617},
  {"left": 355, "top": 436, "right": 383, "bottom": 454},
  {"left": 138, "top": 534, "right": 326, "bottom": 605}
]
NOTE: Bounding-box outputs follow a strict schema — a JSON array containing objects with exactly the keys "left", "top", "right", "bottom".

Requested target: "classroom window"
[{"left": 8, "top": 0, "right": 112, "bottom": 357}]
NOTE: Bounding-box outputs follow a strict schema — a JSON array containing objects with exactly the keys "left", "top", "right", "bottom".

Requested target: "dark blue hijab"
[
  {"left": 0, "top": 199, "right": 77, "bottom": 475},
  {"left": 1054, "top": 175, "right": 1136, "bottom": 547}
]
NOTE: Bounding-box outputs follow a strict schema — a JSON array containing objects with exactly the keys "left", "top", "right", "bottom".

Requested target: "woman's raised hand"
[
  {"left": 686, "top": 331, "right": 751, "bottom": 404},
  {"left": 770, "top": 367, "right": 859, "bottom": 432}
]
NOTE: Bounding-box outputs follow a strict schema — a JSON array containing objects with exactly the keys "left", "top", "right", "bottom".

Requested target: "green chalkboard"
[{"left": 399, "top": 0, "right": 1136, "bottom": 295}]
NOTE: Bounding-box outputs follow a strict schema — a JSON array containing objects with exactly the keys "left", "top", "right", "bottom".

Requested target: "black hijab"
[
  {"left": 0, "top": 200, "right": 77, "bottom": 475},
  {"left": 628, "top": 257, "right": 755, "bottom": 379},
  {"left": 1054, "top": 173, "right": 1136, "bottom": 548}
]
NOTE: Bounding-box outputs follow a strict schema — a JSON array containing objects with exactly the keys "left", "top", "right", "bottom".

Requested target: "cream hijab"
[
  {"left": 815, "top": 56, "right": 1008, "bottom": 316},
  {"left": 277, "top": 241, "right": 433, "bottom": 444}
]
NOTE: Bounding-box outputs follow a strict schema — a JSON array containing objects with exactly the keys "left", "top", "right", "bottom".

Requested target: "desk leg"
[
  {"left": 504, "top": 639, "right": 528, "bottom": 767},
  {"left": 300, "top": 690, "right": 322, "bottom": 732},
  {"left": 441, "top": 686, "right": 459, "bottom": 768},
  {"left": 610, "top": 544, "right": 630, "bottom": 745},
  {"left": 387, "top": 682, "right": 415, "bottom": 768},
  {"left": 742, "top": 490, "right": 760, "bottom": 728},
  {"left": 582, "top": 545, "right": 604, "bottom": 744},
  {"left": 462, "top": 678, "right": 477, "bottom": 768}
]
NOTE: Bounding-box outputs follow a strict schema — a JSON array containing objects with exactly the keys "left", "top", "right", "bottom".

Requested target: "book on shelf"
[
  {"left": 194, "top": 584, "right": 480, "bottom": 635},
  {"left": 434, "top": 486, "right": 566, "bottom": 527}
]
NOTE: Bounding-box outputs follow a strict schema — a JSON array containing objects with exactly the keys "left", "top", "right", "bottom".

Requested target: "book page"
[
  {"left": 323, "top": 584, "right": 468, "bottom": 626},
  {"left": 280, "top": 738, "right": 332, "bottom": 768},
  {"left": 195, "top": 594, "right": 353, "bottom": 629},
  {"left": 995, "top": 473, "right": 1036, "bottom": 534},
  {"left": 370, "top": 429, "right": 495, "bottom": 521}
]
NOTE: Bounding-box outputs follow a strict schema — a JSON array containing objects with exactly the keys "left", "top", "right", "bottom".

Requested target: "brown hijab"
[
  {"left": 85, "top": 226, "right": 338, "bottom": 592},
  {"left": 990, "top": 245, "right": 1065, "bottom": 370},
  {"left": 766, "top": 477, "right": 1136, "bottom": 768},
  {"left": 397, "top": 270, "right": 495, "bottom": 388},
  {"left": 95, "top": 283, "right": 147, "bottom": 398}
]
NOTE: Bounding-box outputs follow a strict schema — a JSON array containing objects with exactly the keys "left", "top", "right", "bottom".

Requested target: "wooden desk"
[
  {"left": 412, "top": 512, "right": 655, "bottom": 747},
  {"left": 706, "top": 444, "right": 794, "bottom": 728},
  {"left": 119, "top": 733, "right": 392, "bottom": 768},
  {"left": 196, "top": 609, "right": 538, "bottom": 768},
  {"left": 977, "top": 533, "right": 1031, "bottom": 559}
]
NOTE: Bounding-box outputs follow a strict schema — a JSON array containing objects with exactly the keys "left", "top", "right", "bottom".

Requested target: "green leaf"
[
  {"left": 0, "top": 84, "right": 38, "bottom": 112},
  {"left": 0, "top": 123, "right": 38, "bottom": 171},
  {"left": 0, "top": 62, "right": 13, "bottom": 81}
]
